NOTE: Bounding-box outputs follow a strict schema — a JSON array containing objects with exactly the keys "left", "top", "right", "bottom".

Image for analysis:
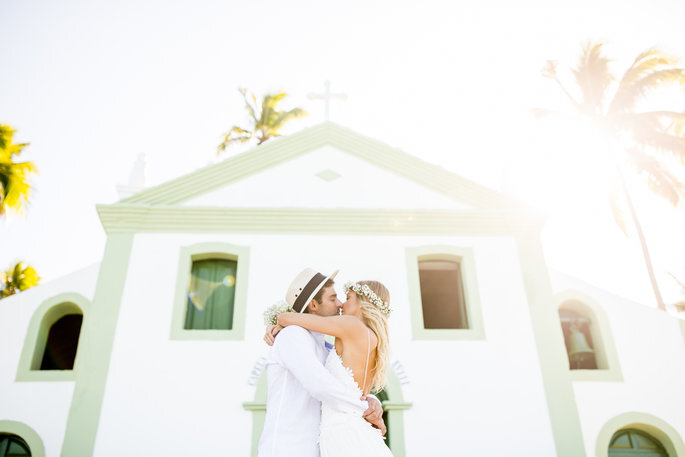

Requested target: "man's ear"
[{"left": 306, "top": 299, "right": 318, "bottom": 313}]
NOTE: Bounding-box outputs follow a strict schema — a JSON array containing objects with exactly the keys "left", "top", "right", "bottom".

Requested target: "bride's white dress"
[{"left": 319, "top": 349, "right": 394, "bottom": 456}]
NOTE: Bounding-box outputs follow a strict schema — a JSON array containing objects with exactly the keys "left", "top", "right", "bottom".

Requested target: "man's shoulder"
[{"left": 274, "top": 325, "right": 316, "bottom": 347}]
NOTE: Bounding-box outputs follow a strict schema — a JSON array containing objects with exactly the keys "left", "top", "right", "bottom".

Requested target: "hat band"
[{"left": 294, "top": 272, "right": 327, "bottom": 312}]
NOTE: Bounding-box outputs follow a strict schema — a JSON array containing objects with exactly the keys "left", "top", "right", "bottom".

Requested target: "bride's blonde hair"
[{"left": 355, "top": 280, "right": 390, "bottom": 393}]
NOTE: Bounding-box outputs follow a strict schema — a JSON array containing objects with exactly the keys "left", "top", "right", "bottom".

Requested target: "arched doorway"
[{"left": 609, "top": 429, "right": 668, "bottom": 457}]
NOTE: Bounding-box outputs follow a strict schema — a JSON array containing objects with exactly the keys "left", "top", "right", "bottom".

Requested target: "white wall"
[
  {"left": 181, "top": 145, "right": 469, "bottom": 210},
  {"left": 92, "top": 232, "right": 557, "bottom": 456},
  {"left": 0, "top": 264, "right": 99, "bottom": 457},
  {"left": 550, "top": 273, "right": 685, "bottom": 456}
]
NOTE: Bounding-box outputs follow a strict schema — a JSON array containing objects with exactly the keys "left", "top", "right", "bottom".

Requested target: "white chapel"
[{"left": 1, "top": 122, "right": 684, "bottom": 457}]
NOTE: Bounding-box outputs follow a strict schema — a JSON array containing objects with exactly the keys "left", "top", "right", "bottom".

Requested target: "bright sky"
[{"left": 2, "top": 0, "right": 685, "bottom": 307}]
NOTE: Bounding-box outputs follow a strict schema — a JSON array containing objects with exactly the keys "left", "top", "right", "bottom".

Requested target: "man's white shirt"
[{"left": 257, "top": 326, "right": 367, "bottom": 457}]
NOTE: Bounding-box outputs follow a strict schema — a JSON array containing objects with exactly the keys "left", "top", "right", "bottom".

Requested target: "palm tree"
[
  {"left": 0, "top": 261, "right": 41, "bottom": 298},
  {"left": 0, "top": 124, "right": 37, "bottom": 216},
  {"left": 541, "top": 42, "right": 685, "bottom": 311},
  {"left": 217, "top": 88, "right": 307, "bottom": 153}
]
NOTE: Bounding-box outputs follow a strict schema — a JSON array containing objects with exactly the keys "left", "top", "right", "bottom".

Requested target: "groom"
[{"left": 258, "top": 268, "right": 385, "bottom": 457}]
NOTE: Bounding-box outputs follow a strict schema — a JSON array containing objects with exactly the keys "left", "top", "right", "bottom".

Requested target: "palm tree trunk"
[{"left": 615, "top": 164, "right": 667, "bottom": 311}]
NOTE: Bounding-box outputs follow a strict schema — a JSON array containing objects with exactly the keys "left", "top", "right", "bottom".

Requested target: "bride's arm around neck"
[{"left": 277, "top": 313, "right": 366, "bottom": 340}]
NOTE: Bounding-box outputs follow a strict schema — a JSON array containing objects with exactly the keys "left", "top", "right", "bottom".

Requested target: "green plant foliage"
[
  {"left": 0, "top": 125, "right": 37, "bottom": 216},
  {"left": 1, "top": 261, "right": 41, "bottom": 298},
  {"left": 217, "top": 88, "right": 308, "bottom": 153}
]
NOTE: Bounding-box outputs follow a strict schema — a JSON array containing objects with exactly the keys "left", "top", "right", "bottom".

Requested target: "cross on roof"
[{"left": 307, "top": 81, "right": 347, "bottom": 121}]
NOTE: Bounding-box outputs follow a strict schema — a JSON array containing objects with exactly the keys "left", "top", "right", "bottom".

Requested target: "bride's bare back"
[{"left": 334, "top": 325, "right": 378, "bottom": 395}]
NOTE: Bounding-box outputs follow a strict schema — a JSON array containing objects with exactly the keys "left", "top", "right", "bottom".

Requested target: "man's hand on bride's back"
[
  {"left": 361, "top": 395, "right": 386, "bottom": 436},
  {"left": 263, "top": 325, "right": 284, "bottom": 346}
]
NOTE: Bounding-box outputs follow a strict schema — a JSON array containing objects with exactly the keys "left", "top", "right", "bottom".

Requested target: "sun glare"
[{"left": 510, "top": 116, "right": 613, "bottom": 217}]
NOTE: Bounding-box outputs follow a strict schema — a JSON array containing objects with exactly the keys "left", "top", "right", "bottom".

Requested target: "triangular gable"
[
  {"left": 119, "top": 122, "right": 519, "bottom": 209},
  {"left": 181, "top": 145, "right": 471, "bottom": 210}
]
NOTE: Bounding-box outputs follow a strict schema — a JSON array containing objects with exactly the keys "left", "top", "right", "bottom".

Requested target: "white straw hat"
[{"left": 285, "top": 268, "right": 339, "bottom": 313}]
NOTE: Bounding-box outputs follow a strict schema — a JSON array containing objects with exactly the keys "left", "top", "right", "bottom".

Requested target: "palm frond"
[
  {"left": 237, "top": 88, "right": 259, "bottom": 124},
  {"left": 0, "top": 261, "right": 41, "bottom": 298},
  {"left": 270, "top": 108, "right": 308, "bottom": 132},
  {"left": 625, "top": 148, "right": 685, "bottom": 206},
  {"left": 0, "top": 125, "right": 37, "bottom": 216},
  {"left": 631, "top": 126, "right": 685, "bottom": 163},
  {"left": 0, "top": 125, "right": 30, "bottom": 161},
  {"left": 572, "top": 42, "right": 613, "bottom": 115},
  {"left": 217, "top": 126, "right": 253, "bottom": 154},
  {"left": 611, "top": 68, "right": 685, "bottom": 113},
  {"left": 541, "top": 60, "right": 581, "bottom": 109}
]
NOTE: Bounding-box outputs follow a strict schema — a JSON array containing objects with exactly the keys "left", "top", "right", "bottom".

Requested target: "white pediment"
[{"left": 180, "top": 145, "right": 470, "bottom": 210}]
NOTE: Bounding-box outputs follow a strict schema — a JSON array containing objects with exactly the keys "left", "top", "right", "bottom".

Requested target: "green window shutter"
[{"left": 185, "top": 259, "right": 238, "bottom": 330}]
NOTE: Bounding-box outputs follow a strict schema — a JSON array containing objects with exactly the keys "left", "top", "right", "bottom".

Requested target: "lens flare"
[
  {"left": 188, "top": 292, "right": 204, "bottom": 311},
  {"left": 223, "top": 275, "right": 236, "bottom": 287}
]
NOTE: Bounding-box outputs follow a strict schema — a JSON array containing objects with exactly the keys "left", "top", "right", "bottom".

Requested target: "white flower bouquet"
[{"left": 263, "top": 300, "right": 294, "bottom": 326}]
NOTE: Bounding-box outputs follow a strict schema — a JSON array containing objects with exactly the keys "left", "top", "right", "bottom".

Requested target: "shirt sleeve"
[{"left": 273, "top": 326, "right": 367, "bottom": 414}]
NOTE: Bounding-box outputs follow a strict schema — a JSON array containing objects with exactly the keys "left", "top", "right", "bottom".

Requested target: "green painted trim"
[
  {"left": 0, "top": 420, "right": 45, "bottom": 457},
  {"left": 60, "top": 234, "right": 134, "bottom": 457},
  {"left": 15, "top": 293, "right": 91, "bottom": 382},
  {"left": 241, "top": 402, "right": 266, "bottom": 412},
  {"left": 170, "top": 242, "right": 250, "bottom": 340},
  {"left": 245, "top": 366, "right": 411, "bottom": 457},
  {"left": 119, "top": 122, "right": 520, "bottom": 209},
  {"left": 245, "top": 373, "right": 267, "bottom": 457},
  {"left": 515, "top": 233, "right": 586, "bottom": 457},
  {"left": 380, "top": 367, "right": 410, "bottom": 457},
  {"left": 381, "top": 402, "right": 413, "bottom": 411},
  {"left": 96, "top": 205, "right": 541, "bottom": 236},
  {"left": 595, "top": 412, "right": 685, "bottom": 457},
  {"left": 405, "top": 245, "right": 486, "bottom": 340},
  {"left": 555, "top": 290, "right": 623, "bottom": 382}
]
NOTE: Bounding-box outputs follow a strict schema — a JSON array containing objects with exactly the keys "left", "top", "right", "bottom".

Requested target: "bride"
[{"left": 275, "top": 280, "right": 393, "bottom": 457}]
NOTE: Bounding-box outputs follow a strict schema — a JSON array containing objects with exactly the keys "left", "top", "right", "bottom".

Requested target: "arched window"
[
  {"left": 16, "top": 293, "right": 90, "bottom": 382},
  {"left": 555, "top": 292, "right": 623, "bottom": 381},
  {"left": 170, "top": 242, "right": 250, "bottom": 340},
  {"left": 184, "top": 258, "right": 237, "bottom": 330},
  {"left": 609, "top": 429, "right": 668, "bottom": 456},
  {"left": 40, "top": 314, "right": 83, "bottom": 370},
  {"left": 0, "top": 434, "right": 31, "bottom": 456},
  {"left": 417, "top": 259, "right": 469, "bottom": 329},
  {"left": 559, "top": 308, "right": 597, "bottom": 370},
  {"left": 406, "top": 246, "right": 485, "bottom": 340}
]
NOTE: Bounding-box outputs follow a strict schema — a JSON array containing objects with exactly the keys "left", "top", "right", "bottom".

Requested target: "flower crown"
[{"left": 344, "top": 282, "right": 391, "bottom": 316}]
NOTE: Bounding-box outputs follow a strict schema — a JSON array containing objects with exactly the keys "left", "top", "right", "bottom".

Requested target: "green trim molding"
[
  {"left": 170, "top": 241, "right": 250, "bottom": 340},
  {"left": 515, "top": 232, "right": 587, "bottom": 457},
  {"left": 60, "top": 234, "right": 134, "bottom": 457},
  {"left": 244, "top": 368, "right": 411, "bottom": 457},
  {"left": 119, "top": 122, "right": 520, "bottom": 210},
  {"left": 0, "top": 421, "right": 45, "bottom": 457},
  {"left": 405, "top": 245, "right": 485, "bottom": 340},
  {"left": 96, "top": 206, "right": 542, "bottom": 236},
  {"left": 15, "top": 292, "right": 91, "bottom": 382},
  {"left": 555, "top": 290, "right": 623, "bottom": 382},
  {"left": 595, "top": 412, "right": 685, "bottom": 457},
  {"left": 242, "top": 373, "right": 267, "bottom": 457}
]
